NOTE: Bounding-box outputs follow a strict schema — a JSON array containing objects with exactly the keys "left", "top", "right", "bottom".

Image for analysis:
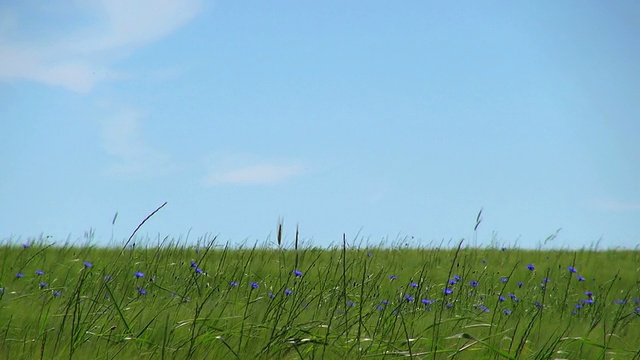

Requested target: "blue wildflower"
[
  {"left": 229, "top": 281, "right": 238, "bottom": 287},
  {"left": 52, "top": 290, "right": 62, "bottom": 297},
  {"left": 517, "top": 281, "right": 523, "bottom": 288},
  {"left": 39, "top": 282, "right": 48, "bottom": 288},
  {"left": 389, "top": 275, "right": 397, "bottom": 280},
  {"left": 250, "top": 282, "right": 259, "bottom": 289},
  {"left": 527, "top": 264, "right": 535, "bottom": 271},
  {"left": 503, "top": 309, "right": 511, "bottom": 316},
  {"left": 284, "top": 289, "right": 292, "bottom": 296},
  {"left": 83, "top": 261, "right": 93, "bottom": 268},
  {"left": 134, "top": 271, "right": 144, "bottom": 278},
  {"left": 404, "top": 294, "right": 415, "bottom": 302},
  {"left": 411, "top": 282, "right": 419, "bottom": 288},
  {"left": 500, "top": 277, "right": 508, "bottom": 283},
  {"left": 293, "top": 270, "right": 303, "bottom": 277},
  {"left": 137, "top": 287, "right": 147, "bottom": 295},
  {"left": 35, "top": 270, "right": 44, "bottom": 275},
  {"left": 443, "top": 287, "right": 453, "bottom": 295},
  {"left": 568, "top": 266, "right": 577, "bottom": 273},
  {"left": 16, "top": 272, "right": 24, "bottom": 278},
  {"left": 577, "top": 275, "right": 585, "bottom": 281},
  {"left": 469, "top": 280, "right": 479, "bottom": 287}
]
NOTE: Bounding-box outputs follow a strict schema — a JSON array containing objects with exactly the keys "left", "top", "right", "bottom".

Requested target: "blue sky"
[{"left": 1, "top": 1, "right": 639, "bottom": 249}]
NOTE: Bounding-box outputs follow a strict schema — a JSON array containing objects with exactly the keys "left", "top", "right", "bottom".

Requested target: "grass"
[{"left": 1, "top": 234, "right": 639, "bottom": 359}]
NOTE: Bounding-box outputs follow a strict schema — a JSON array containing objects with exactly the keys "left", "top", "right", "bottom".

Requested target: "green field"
[{"left": 1, "top": 237, "right": 639, "bottom": 359}]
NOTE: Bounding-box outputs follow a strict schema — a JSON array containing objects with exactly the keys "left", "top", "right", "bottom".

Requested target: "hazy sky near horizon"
[{"left": 1, "top": 1, "right": 639, "bottom": 249}]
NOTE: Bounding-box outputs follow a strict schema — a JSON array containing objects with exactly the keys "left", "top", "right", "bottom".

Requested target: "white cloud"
[
  {"left": 100, "top": 110, "right": 170, "bottom": 178},
  {"left": 203, "top": 164, "right": 305, "bottom": 186},
  {"left": 0, "top": 0, "right": 202, "bottom": 92},
  {"left": 591, "top": 199, "right": 640, "bottom": 212}
]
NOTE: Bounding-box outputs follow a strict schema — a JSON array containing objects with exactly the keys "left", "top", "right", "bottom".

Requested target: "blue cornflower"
[
  {"left": 137, "top": 287, "right": 147, "bottom": 295},
  {"left": 535, "top": 301, "right": 543, "bottom": 309},
  {"left": 635, "top": 307, "right": 640, "bottom": 313},
  {"left": 527, "top": 264, "right": 535, "bottom": 271},
  {"left": 517, "top": 281, "right": 523, "bottom": 288},
  {"left": 404, "top": 294, "right": 414, "bottom": 302},
  {"left": 83, "top": 261, "right": 93, "bottom": 268},
  {"left": 367, "top": 253, "right": 372, "bottom": 257},
  {"left": 376, "top": 305, "right": 384, "bottom": 311},
  {"left": 268, "top": 292, "right": 275, "bottom": 298},
  {"left": 410, "top": 282, "right": 419, "bottom": 288},
  {"left": 104, "top": 275, "right": 112, "bottom": 281},
  {"left": 542, "top": 278, "right": 550, "bottom": 283},
  {"left": 284, "top": 289, "right": 292, "bottom": 296},
  {"left": 16, "top": 272, "right": 24, "bottom": 278},
  {"left": 229, "top": 281, "right": 238, "bottom": 287},
  {"left": 469, "top": 280, "right": 479, "bottom": 287},
  {"left": 577, "top": 275, "right": 585, "bottom": 281},
  {"left": 346, "top": 301, "right": 355, "bottom": 307},
  {"left": 381, "top": 300, "right": 389, "bottom": 305},
  {"left": 503, "top": 309, "right": 512, "bottom": 316},
  {"left": 454, "top": 275, "right": 461, "bottom": 281},
  {"left": 575, "top": 303, "right": 583, "bottom": 309},
  {"left": 250, "top": 282, "right": 259, "bottom": 289},
  {"left": 498, "top": 295, "right": 505, "bottom": 302},
  {"left": 422, "top": 299, "right": 434, "bottom": 305},
  {"left": 501, "top": 247, "right": 507, "bottom": 252},
  {"left": 500, "top": 277, "right": 508, "bottom": 283},
  {"left": 195, "top": 267, "right": 204, "bottom": 274},
  {"left": 35, "top": 270, "right": 44, "bottom": 275},
  {"left": 585, "top": 291, "right": 593, "bottom": 298},
  {"left": 293, "top": 270, "right": 303, "bottom": 277},
  {"left": 581, "top": 299, "right": 594, "bottom": 304},
  {"left": 39, "top": 282, "right": 48, "bottom": 288},
  {"left": 134, "top": 271, "right": 144, "bottom": 278},
  {"left": 479, "top": 304, "right": 490, "bottom": 313},
  {"left": 389, "top": 275, "right": 397, "bottom": 280},
  {"left": 190, "top": 261, "right": 197, "bottom": 268},
  {"left": 568, "top": 266, "right": 577, "bottom": 273},
  {"left": 23, "top": 243, "right": 30, "bottom": 248},
  {"left": 52, "top": 290, "right": 62, "bottom": 297},
  {"left": 443, "top": 287, "right": 453, "bottom": 295}
]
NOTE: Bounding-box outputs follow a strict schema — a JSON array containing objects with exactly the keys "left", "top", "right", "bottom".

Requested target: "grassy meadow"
[{"left": 1, "top": 235, "right": 639, "bottom": 359}]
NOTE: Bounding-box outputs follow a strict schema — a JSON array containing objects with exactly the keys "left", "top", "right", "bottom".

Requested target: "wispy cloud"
[
  {"left": 100, "top": 109, "right": 169, "bottom": 178},
  {"left": 203, "top": 164, "right": 305, "bottom": 186},
  {"left": 591, "top": 198, "right": 640, "bottom": 212},
  {"left": 0, "top": 0, "right": 202, "bottom": 92}
]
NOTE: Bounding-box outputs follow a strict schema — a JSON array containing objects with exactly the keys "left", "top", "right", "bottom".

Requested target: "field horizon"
[{"left": 1, "top": 232, "right": 639, "bottom": 359}]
